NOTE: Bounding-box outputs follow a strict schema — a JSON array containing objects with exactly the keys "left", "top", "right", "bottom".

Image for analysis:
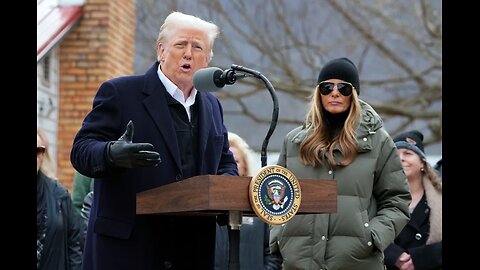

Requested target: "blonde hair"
[
  {"left": 228, "top": 132, "right": 259, "bottom": 176},
  {"left": 156, "top": 11, "right": 220, "bottom": 62},
  {"left": 37, "top": 128, "right": 57, "bottom": 179},
  {"left": 422, "top": 160, "right": 442, "bottom": 192},
  {"left": 299, "top": 85, "right": 361, "bottom": 168}
]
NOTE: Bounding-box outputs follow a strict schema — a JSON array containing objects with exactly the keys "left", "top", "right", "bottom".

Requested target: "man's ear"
[
  {"left": 206, "top": 51, "right": 212, "bottom": 64},
  {"left": 157, "top": 43, "right": 165, "bottom": 62}
]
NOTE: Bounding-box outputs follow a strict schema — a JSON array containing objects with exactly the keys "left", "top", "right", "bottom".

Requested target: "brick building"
[{"left": 37, "top": 0, "right": 136, "bottom": 191}]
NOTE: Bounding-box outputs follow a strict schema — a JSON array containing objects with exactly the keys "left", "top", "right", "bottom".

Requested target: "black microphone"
[{"left": 193, "top": 67, "right": 243, "bottom": 92}]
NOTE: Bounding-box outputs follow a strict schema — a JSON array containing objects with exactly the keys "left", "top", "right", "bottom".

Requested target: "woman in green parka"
[{"left": 269, "top": 57, "right": 411, "bottom": 270}]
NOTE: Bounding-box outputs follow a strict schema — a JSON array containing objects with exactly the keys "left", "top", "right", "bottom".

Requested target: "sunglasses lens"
[
  {"left": 337, "top": 83, "right": 353, "bottom": 96},
  {"left": 37, "top": 147, "right": 45, "bottom": 155},
  {"left": 319, "top": 82, "right": 353, "bottom": 96},
  {"left": 319, "top": 83, "right": 334, "bottom": 95}
]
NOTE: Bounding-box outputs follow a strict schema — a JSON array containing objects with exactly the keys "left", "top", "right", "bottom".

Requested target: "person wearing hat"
[
  {"left": 384, "top": 130, "right": 442, "bottom": 270},
  {"left": 269, "top": 57, "right": 411, "bottom": 270}
]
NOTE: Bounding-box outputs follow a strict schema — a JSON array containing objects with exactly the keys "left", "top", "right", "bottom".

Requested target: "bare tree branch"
[{"left": 135, "top": 0, "right": 442, "bottom": 152}]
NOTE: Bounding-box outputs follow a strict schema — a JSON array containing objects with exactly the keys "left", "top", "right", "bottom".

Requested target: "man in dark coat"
[{"left": 71, "top": 11, "right": 238, "bottom": 270}]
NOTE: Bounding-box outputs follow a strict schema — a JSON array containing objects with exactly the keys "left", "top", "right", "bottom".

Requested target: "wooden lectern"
[
  {"left": 137, "top": 175, "right": 336, "bottom": 215},
  {"left": 136, "top": 175, "right": 336, "bottom": 270}
]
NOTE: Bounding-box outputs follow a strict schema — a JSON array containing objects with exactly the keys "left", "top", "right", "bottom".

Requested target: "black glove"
[{"left": 106, "top": 120, "right": 161, "bottom": 168}]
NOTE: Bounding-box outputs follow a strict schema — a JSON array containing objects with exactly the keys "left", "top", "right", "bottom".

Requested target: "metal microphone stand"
[{"left": 224, "top": 64, "right": 279, "bottom": 270}]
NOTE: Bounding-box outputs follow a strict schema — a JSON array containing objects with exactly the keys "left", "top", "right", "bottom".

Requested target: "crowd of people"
[{"left": 37, "top": 10, "right": 442, "bottom": 270}]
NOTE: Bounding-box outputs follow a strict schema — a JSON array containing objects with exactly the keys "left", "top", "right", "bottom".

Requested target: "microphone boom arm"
[{"left": 230, "top": 64, "right": 279, "bottom": 167}]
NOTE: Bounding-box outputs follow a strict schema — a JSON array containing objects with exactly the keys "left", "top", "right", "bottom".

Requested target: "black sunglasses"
[
  {"left": 37, "top": 146, "right": 46, "bottom": 155},
  {"left": 318, "top": 81, "right": 355, "bottom": 96}
]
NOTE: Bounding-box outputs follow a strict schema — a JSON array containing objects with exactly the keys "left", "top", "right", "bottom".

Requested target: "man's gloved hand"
[{"left": 106, "top": 120, "right": 161, "bottom": 168}]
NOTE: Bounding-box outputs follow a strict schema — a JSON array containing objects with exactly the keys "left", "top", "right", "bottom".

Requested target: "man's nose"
[{"left": 183, "top": 44, "right": 193, "bottom": 59}]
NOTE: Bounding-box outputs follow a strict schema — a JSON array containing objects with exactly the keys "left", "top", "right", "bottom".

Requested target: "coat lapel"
[
  {"left": 196, "top": 93, "right": 213, "bottom": 172},
  {"left": 141, "top": 63, "right": 181, "bottom": 171},
  {"left": 409, "top": 194, "right": 429, "bottom": 232}
]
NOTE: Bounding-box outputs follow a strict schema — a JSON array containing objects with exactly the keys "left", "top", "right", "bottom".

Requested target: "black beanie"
[
  {"left": 393, "top": 130, "right": 426, "bottom": 160},
  {"left": 317, "top": 57, "right": 360, "bottom": 95}
]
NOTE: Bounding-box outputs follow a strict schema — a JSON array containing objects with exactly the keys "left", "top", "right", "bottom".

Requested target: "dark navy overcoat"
[{"left": 71, "top": 62, "right": 238, "bottom": 270}]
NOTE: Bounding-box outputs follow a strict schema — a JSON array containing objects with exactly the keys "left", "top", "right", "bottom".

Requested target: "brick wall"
[{"left": 57, "top": 0, "right": 136, "bottom": 191}]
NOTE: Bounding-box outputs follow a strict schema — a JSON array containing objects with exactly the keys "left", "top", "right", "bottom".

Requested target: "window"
[{"left": 42, "top": 54, "right": 51, "bottom": 84}]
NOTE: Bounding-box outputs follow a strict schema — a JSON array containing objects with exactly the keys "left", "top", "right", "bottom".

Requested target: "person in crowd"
[
  {"left": 70, "top": 11, "right": 238, "bottom": 270},
  {"left": 269, "top": 57, "right": 411, "bottom": 270},
  {"left": 37, "top": 128, "right": 83, "bottom": 270},
  {"left": 71, "top": 171, "right": 93, "bottom": 213},
  {"left": 215, "top": 132, "right": 282, "bottom": 270},
  {"left": 384, "top": 130, "right": 442, "bottom": 270},
  {"left": 80, "top": 190, "right": 93, "bottom": 244},
  {"left": 71, "top": 171, "right": 93, "bottom": 251}
]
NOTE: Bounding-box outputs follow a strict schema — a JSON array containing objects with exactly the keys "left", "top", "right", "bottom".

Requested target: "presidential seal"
[{"left": 249, "top": 165, "right": 301, "bottom": 225}]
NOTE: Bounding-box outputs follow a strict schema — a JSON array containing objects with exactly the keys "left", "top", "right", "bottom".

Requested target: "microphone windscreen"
[{"left": 193, "top": 67, "right": 224, "bottom": 92}]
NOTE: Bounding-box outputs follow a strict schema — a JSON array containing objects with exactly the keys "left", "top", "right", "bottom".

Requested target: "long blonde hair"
[
  {"left": 422, "top": 160, "right": 442, "bottom": 192},
  {"left": 299, "top": 85, "right": 361, "bottom": 168},
  {"left": 37, "top": 128, "right": 57, "bottom": 179}
]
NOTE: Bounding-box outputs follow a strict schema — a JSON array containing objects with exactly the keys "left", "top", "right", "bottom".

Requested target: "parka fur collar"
[{"left": 424, "top": 176, "right": 442, "bottom": 244}]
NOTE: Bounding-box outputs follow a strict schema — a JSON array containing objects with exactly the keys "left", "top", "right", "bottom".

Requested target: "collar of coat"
[{"left": 423, "top": 175, "right": 442, "bottom": 244}]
